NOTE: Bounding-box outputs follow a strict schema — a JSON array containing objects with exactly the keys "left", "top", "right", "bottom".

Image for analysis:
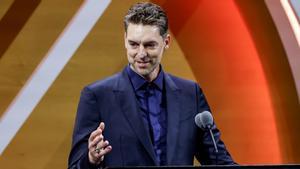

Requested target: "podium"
[{"left": 107, "top": 164, "right": 300, "bottom": 169}]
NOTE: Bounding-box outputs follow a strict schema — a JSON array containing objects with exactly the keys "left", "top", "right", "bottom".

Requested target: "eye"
[
  {"left": 144, "top": 42, "right": 156, "bottom": 49},
  {"left": 129, "top": 41, "right": 139, "bottom": 48}
]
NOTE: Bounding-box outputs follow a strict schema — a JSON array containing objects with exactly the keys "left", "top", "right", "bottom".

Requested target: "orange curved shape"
[{"left": 153, "top": 0, "right": 282, "bottom": 164}]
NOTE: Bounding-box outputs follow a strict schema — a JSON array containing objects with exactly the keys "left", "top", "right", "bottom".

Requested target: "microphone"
[
  {"left": 195, "top": 111, "right": 219, "bottom": 155},
  {"left": 195, "top": 110, "right": 214, "bottom": 129}
]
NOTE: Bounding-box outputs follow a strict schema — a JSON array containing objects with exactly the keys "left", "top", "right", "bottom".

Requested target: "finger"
[
  {"left": 97, "top": 145, "right": 112, "bottom": 157},
  {"left": 94, "top": 140, "right": 109, "bottom": 155},
  {"left": 88, "top": 128, "right": 103, "bottom": 143},
  {"left": 102, "top": 145, "right": 112, "bottom": 155},
  {"left": 89, "top": 135, "right": 103, "bottom": 149},
  {"left": 99, "top": 122, "right": 105, "bottom": 131},
  {"left": 95, "top": 144, "right": 112, "bottom": 158},
  {"left": 95, "top": 140, "right": 109, "bottom": 150},
  {"left": 90, "top": 140, "right": 105, "bottom": 159}
]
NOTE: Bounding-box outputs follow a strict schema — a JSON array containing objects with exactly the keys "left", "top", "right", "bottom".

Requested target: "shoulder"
[
  {"left": 165, "top": 73, "right": 201, "bottom": 89},
  {"left": 84, "top": 71, "right": 123, "bottom": 93}
]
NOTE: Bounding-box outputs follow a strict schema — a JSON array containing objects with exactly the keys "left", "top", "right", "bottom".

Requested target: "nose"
[{"left": 137, "top": 46, "right": 147, "bottom": 58}]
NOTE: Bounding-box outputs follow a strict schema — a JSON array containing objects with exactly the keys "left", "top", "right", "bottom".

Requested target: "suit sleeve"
[
  {"left": 194, "top": 84, "right": 236, "bottom": 165},
  {"left": 68, "top": 87, "right": 103, "bottom": 169}
]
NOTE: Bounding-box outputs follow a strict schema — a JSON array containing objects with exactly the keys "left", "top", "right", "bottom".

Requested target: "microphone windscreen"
[{"left": 194, "top": 111, "right": 214, "bottom": 129}]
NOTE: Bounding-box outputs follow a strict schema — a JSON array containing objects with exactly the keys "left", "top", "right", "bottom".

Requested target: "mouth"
[{"left": 136, "top": 61, "right": 150, "bottom": 68}]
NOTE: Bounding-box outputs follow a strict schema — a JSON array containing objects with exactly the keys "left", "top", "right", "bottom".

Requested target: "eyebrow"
[
  {"left": 128, "top": 40, "right": 158, "bottom": 45},
  {"left": 128, "top": 40, "right": 139, "bottom": 44}
]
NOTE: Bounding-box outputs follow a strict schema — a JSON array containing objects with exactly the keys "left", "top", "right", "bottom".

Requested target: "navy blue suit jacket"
[{"left": 68, "top": 68, "right": 235, "bottom": 168}]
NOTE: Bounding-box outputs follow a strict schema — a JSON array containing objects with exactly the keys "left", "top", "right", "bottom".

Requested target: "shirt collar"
[{"left": 126, "top": 64, "right": 164, "bottom": 91}]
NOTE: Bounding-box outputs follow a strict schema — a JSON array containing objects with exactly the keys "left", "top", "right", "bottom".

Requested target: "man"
[{"left": 68, "top": 2, "right": 235, "bottom": 169}]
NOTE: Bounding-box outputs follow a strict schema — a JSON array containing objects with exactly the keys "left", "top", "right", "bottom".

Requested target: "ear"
[
  {"left": 164, "top": 34, "right": 171, "bottom": 49},
  {"left": 124, "top": 32, "right": 128, "bottom": 49}
]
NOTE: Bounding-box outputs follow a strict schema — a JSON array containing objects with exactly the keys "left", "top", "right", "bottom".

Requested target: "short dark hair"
[{"left": 124, "top": 2, "right": 168, "bottom": 37}]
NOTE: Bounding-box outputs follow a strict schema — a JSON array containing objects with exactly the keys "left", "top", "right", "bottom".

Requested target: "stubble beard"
[{"left": 131, "top": 61, "right": 159, "bottom": 79}]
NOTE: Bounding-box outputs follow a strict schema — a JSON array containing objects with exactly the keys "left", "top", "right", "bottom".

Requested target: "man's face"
[{"left": 125, "top": 23, "right": 170, "bottom": 80}]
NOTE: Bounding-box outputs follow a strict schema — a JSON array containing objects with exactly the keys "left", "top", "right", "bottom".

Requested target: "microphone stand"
[{"left": 207, "top": 125, "right": 218, "bottom": 165}]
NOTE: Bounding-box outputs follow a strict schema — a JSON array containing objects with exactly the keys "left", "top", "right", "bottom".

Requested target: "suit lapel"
[
  {"left": 164, "top": 73, "right": 182, "bottom": 164},
  {"left": 113, "top": 70, "right": 158, "bottom": 165}
]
